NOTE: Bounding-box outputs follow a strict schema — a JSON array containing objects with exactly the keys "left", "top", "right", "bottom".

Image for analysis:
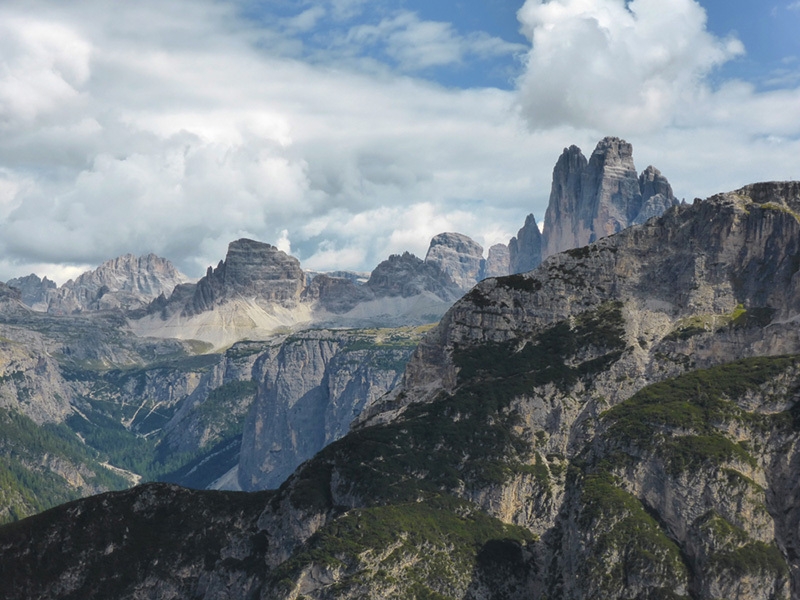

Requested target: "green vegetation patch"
[
  {"left": 313, "top": 388, "right": 533, "bottom": 505},
  {"left": 665, "top": 304, "right": 776, "bottom": 341},
  {"left": 271, "top": 496, "right": 534, "bottom": 597},
  {"left": 67, "top": 378, "right": 257, "bottom": 488},
  {"left": 499, "top": 273, "right": 543, "bottom": 293},
  {"left": 0, "top": 409, "right": 129, "bottom": 523},
  {"left": 191, "top": 379, "right": 257, "bottom": 441},
  {"left": 760, "top": 201, "right": 800, "bottom": 223},
  {"left": 284, "top": 302, "right": 628, "bottom": 510},
  {"left": 454, "top": 301, "right": 626, "bottom": 395},
  {"left": 662, "top": 435, "right": 756, "bottom": 475},
  {"left": 709, "top": 541, "right": 788, "bottom": 578},
  {"left": 341, "top": 324, "right": 434, "bottom": 353},
  {"left": 578, "top": 472, "right": 688, "bottom": 593},
  {"left": 694, "top": 511, "right": 748, "bottom": 549},
  {"left": 603, "top": 355, "right": 796, "bottom": 449}
]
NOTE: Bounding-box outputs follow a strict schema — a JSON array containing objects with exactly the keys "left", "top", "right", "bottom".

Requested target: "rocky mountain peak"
[
  {"left": 186, "top": 238, "right": 305, "bottom": 316},
  {"left": 365, "top": 251, "right": 460, "bottom": 300},
  {"left": 484, "top": 243, "right": 510, "bottom": 278},
  {"left": 5, "top": 274, "right": 56, "bottom": 311},
  {"left": 639, "top": 164, "right": 673, "bottom": 202},
  {"left": 423, "top": 232, "right": 485, "bottom": 292},
  {"left": 508, "top": 213, "right": 543, "bottom": 275},
  {"left": 0, "top": 281, "right": 22, "bottom": 303},
  {"left": 539, "top": 136, "right": 679, "bottom": 262},
  {"left": 44, "top": 253, "right": 190, "bottom": 314}
]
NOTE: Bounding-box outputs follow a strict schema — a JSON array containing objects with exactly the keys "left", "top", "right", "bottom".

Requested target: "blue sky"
[
  {"left": 0, "top": 0, "right": 798, "bottom": 282},
  {"left": 238, "top": 0, "right": 800, "bottom": 90}
]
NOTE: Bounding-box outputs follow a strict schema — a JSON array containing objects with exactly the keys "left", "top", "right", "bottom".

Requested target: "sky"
[{"left": 0, "top": 0, "right": 798, "bottom": 283}]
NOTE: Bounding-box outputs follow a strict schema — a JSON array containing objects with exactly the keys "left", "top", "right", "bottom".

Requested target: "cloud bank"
[
  {"left": 0, "top": 0, "right": 798, "bottom": 284},
  {"left": 516, "top": 0, "right": 744, "bottom": 132}
]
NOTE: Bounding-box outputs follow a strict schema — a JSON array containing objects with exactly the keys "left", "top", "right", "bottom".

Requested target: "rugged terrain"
[
  {"left": 2, "top": 181, "right": 799, "bottom": 599},
  {"left": 0, "top": 282, "right": 425, "bottom": 520}
]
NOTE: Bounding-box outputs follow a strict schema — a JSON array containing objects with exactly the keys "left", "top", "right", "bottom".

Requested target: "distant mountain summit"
[
  {"left": 7, "top": 254, "right": 191, "bottom": 314},
  {"left": 131, "top": 236, "right": 479, "bottom": 349},
  {"left": 4, "top": 274, "right": 56, "bottom": 311},
  {"left": 492, "top": 136, "right": 681, "bottom": 277},
  {"left": 423, "top": 232, "right": 485, "bottom": 292},
  {"left": 542, "top": 136, "right": 679, "bottom": 259},
  {"left": 186, "top": 239, "right": 305, "bottom": 316}
]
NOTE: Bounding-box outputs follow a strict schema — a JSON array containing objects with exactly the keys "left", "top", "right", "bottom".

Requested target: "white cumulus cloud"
[
  {"left": 0, "top": 16, "right": 91, "bottom": 128},
  {"left": 516, "top": 0, "right": 744, "bottom": 132}
]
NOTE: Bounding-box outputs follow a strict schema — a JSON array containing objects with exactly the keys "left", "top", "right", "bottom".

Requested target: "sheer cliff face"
[
  {"left": 237, "top": 331, "right": 414, "bottom": 491},
  {"left": 537, "top": 136, "right": 680, "bottom": 265},
  {"left": 187, "top": 239, "right": 305, "bottom": 316},
  {"left": 423, "top": 232, "right": 485, "bottom": 292},
  {"left": 508, "top": 213, "right": 542, "bottom": 274}
]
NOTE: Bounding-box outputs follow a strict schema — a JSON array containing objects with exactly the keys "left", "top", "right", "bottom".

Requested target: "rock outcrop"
[
  {"left": 423, "top": 232, "right": 485, "bottom": 292},
  {"left": 364, "top": 251, "right": 459, "bottom": 300},
  {"left": 503, "top": 137, "right": 679, "bottom": 275},
  {"left": 237, "top": 329, "right": 417, "bottom": 491},
  {"left": 527, "top": 137, "right": 681, "bottom": 266},
  {"left": 187, "top": 239, "right": 305, "bottom": 316},
  {"left": 508, "top": 213, "right": 542, "bottom": 274},
  {"left": 5, "top": 274, "right": 56, "bottom": 311},
  {"left": 484, "top": 243, "right": 510, "bottom": 278}
]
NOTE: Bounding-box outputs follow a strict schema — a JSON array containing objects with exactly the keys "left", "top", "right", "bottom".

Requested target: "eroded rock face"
[
  {"left": 42, "top": 254, "right": 190, "bottom": 314},
  {"left": 424, "top": 232, "right": 485, "bottom": 292},
  {"left": 5, "top": 275, "right": 56, "bottom": 312},
  {"left": 187, "top": 239, "right": 305, "bottom": 316},
  {"left": 364, "top": 251, "right": 461, "bottom": 301},
  {"left": 540, "top": 137, "right": 679, "bottom": 261},
  {"left": 401, "top": 182, "right": 800, "bottom": 407},
  {"left": 237, "top": 331, "right": 415, "bottom": 491},
  {"left": 0, "top": 330, "right": 72, "bottom": 424}
]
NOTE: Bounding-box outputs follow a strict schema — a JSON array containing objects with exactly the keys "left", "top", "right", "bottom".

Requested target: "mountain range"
[
  {"left": 6, "top": 138, "right": 680, "bottom": 349},
  {"left": 5, "top": 138, "right": 780, "bottom": 600}
]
